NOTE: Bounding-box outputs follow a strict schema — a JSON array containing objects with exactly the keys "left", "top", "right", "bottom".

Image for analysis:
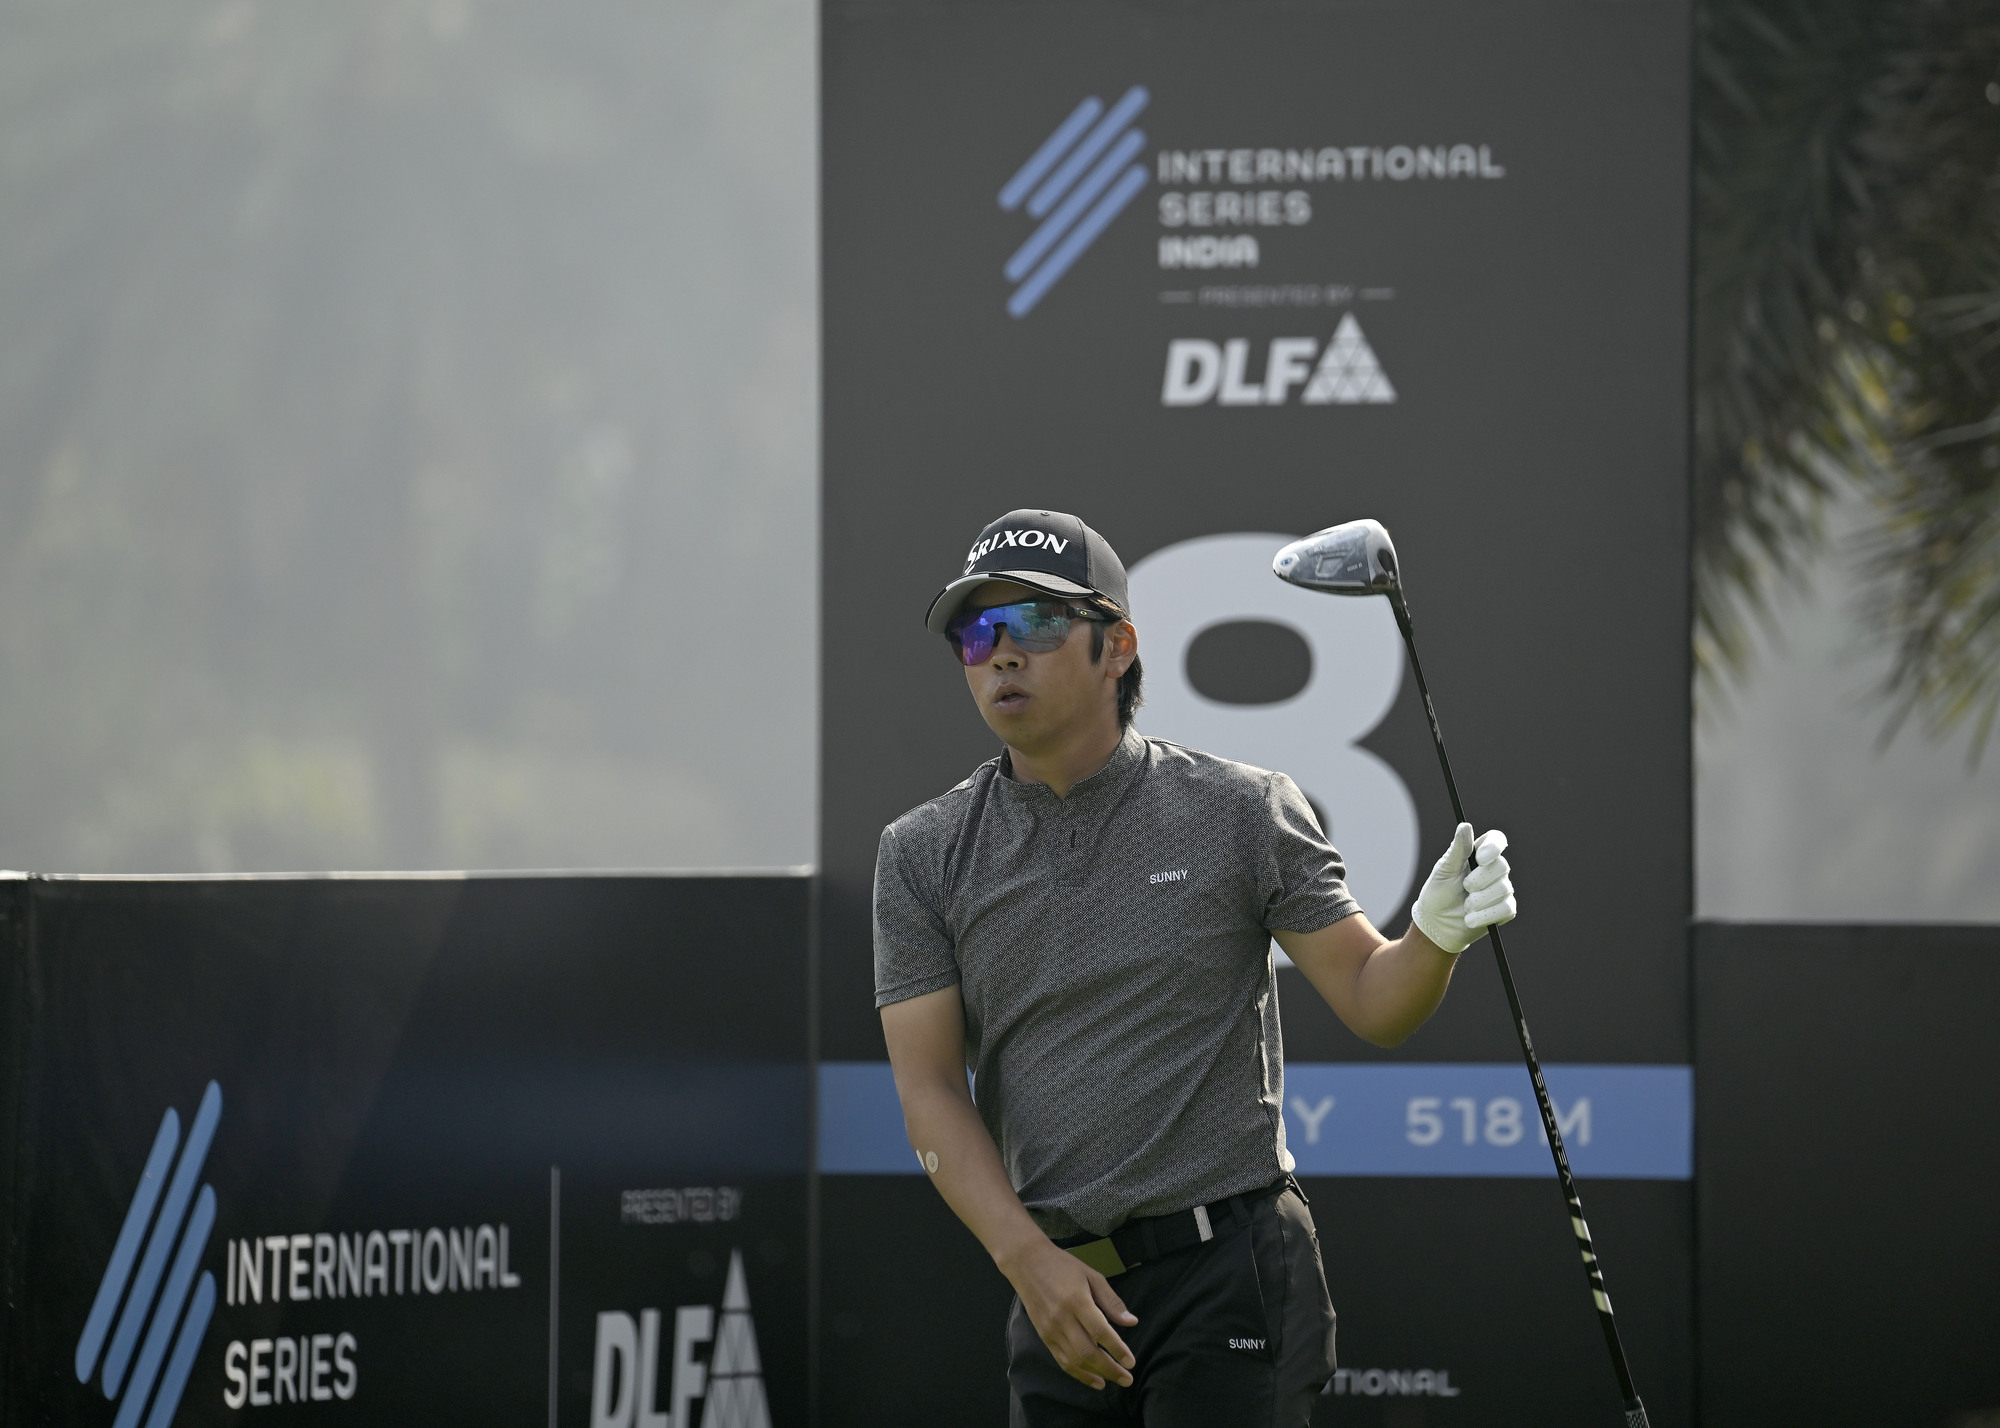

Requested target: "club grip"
[{"left": 1623, "top": 1400, "right": 1650, "bottom": 1427}]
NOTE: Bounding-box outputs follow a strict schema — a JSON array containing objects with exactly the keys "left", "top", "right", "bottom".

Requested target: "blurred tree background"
[
  {"left": 0, "top": 0, "right": 816, "bottom": 872},
  {"left": 1696, "top": 0, "right": 2000, "bottom": 758}
]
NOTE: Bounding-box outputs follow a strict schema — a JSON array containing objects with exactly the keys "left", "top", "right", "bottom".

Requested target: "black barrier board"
[
  {"left": 0, "top": 874, "right": 810, "bottom": 1428},
  {"left": 1695, "top": 922, "right": 2000, "bottom": 1428},
  {"left": 822, "top": 1, "right": 1690, "bottom": 1422}
]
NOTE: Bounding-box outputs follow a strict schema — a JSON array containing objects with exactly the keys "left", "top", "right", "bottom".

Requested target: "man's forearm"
[
  {"left": 893, "top": 1072, "right": 1049, "bottom": 1274},
  {"left": 1347, "top": 926, "right": 1459, "bottom": 1045},
  {"left": 1280, "top": 913, "right": 1460, "bottom": 1047}
]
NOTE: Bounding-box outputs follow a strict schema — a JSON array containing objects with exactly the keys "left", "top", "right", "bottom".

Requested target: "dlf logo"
[
  {"left": 591, "top": 1250, "right": 769, "bottom": 1428},
  {"left": 74, "top": 1082, "right": 223, "bottom": 1428},
  {"left": 999, "top": 87, "right": 1151, "bottom": 317},
  {"left": 1162, "top": 317, "right": 1396, "bottom": 406}
]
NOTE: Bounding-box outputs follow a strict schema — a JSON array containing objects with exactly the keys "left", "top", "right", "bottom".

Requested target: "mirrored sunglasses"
[{"left": 944, "top": 600, "right": 1105, "bottom": 666}]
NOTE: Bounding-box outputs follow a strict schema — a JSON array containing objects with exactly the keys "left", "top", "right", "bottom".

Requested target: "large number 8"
[{"left": 1128, "top": 532, "right": 1418, "bottom": 922}]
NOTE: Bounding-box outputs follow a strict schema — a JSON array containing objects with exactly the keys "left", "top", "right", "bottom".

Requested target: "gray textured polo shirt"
[{"left": 873, "top": 728, "right": 1360, "bottom": 1239}]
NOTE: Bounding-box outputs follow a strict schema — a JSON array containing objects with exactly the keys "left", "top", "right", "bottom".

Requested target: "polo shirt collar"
[{"left": 996, "top": 726, "right": 1146, "bottom": 803}]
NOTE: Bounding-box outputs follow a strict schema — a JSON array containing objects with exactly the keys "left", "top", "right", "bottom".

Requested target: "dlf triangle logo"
[
  {"left": 75, "top": 1082, "right": 223, "bottom": 1428},
  {"left": 1302, "top": 314, "right": 1396, "bottom": 403},
  {"left": 1161, "top": 315, "right": 1398, "bottom": 406},
  {"left": 698, "top": 1253, "right": 768, "bottom": 1428},
  {"left": 591, "top": 1249, "right": 770, "bottom": 1428}
]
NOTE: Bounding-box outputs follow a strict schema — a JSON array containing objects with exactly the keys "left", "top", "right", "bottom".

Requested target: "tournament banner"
[
  {"left": 0, "top": 874, "right": 811, "bottom": 1428},
  {"left": 820, "top": 1, "right": 1691, "bottom": 1424}
]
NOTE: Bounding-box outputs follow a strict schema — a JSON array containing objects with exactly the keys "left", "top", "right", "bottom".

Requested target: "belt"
[{"left": 1057, "top": 1176, "right": 1294, "bottom": 1279}]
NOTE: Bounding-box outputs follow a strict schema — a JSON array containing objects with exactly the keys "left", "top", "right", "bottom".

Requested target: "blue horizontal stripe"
[
  {"left": 819, "top": 1062, "right": 1691, "bottom": 1180},
  {"left": 1281, "top": 1063, "right": 1691, "bottom": 1179},
  {"left": 998, "top": 97, "right": 1102, "bottom": 212},
  {"left": 369, "top": 1063, "right": 810, "bottom": 1175},
  {"left": 820, "top": 1062, "right": 918, "bottom": 1173}
]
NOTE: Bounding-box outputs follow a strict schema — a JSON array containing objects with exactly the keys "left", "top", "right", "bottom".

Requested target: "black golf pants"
[{"left": 1007, "top": 1186, "right": 1336, "bottom": 1427}]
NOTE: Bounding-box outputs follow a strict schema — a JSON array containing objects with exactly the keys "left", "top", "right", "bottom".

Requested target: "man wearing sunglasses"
[{"left": 874, "top": 509, "right": 1516, "bottom": 1427}]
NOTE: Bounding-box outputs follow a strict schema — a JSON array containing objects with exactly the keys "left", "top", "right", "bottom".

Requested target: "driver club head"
[{"left": 1272, "top": 519, "right": 1400, "bottom": 596}]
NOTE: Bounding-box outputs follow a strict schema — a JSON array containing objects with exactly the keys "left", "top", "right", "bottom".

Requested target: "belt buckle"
[{"left": 1065, "top": 1237, "right": 1130, "bottom": 1278}]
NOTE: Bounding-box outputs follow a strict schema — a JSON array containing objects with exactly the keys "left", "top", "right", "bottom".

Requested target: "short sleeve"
[
  {"left": 1260, "top": 772, "right": 1363, "bottom": 933},
  {"left": 873, "top": 824, "right": 962, "bottom": 1008}
]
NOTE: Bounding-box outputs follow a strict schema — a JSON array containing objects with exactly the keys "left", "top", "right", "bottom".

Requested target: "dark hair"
[{"left": 1087, "top": 609, "right": 1145, "bottom": 728}]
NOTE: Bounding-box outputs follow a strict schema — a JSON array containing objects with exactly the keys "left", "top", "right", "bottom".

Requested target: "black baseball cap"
[{"left": 924, "top": 509, "right": 1130, "bottom": 634}]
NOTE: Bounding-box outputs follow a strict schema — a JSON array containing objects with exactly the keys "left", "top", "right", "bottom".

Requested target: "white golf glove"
[{"left": 1409, "top": 822, "right": 1517, "bottom": 956}]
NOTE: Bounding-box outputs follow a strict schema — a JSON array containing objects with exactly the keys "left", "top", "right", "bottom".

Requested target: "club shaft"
[{"left": 1389, "top": 593, "right": 1650, "bottom": 1427}]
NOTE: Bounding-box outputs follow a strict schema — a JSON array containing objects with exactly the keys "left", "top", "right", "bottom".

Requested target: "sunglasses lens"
[
  {"left": 951, "top": 624, "right": 995, "bottom": 665},
  {"left": 946, "top": 601, "right": 1073, "bottom": 665},
  {"left": 1007, "top": 605, "right": 1071, "bottom": 652}
]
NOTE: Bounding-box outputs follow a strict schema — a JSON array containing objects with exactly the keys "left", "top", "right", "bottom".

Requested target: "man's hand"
[
  {"left": 1409, "top": 822, "right": 1517, "bottom": 956},
  {"left": 1000, "top": 1237, "right": 1138, "bottom": 1390}
]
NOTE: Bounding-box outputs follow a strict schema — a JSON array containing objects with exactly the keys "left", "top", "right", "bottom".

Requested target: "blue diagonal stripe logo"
[
  {"left": 999, "top": 86, "right": 1150, "bottom": 317},
  {"left": 76, "top": 1082, "right": 223, "bottom": 1428}
]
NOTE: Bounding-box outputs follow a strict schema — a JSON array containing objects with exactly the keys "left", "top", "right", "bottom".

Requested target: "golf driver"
[{"left": 1273, "top": 519, "right": 1651, "bottom": 1428}]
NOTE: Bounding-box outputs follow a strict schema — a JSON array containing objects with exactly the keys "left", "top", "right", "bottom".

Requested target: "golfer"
[{"left": 875, "top": 509, "right": 1517, "bottom": 1426}]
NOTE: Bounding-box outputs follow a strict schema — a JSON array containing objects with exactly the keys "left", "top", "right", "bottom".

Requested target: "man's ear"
[{"left": 1105, "top": 619, "right": 1138, "bottom": 678}]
